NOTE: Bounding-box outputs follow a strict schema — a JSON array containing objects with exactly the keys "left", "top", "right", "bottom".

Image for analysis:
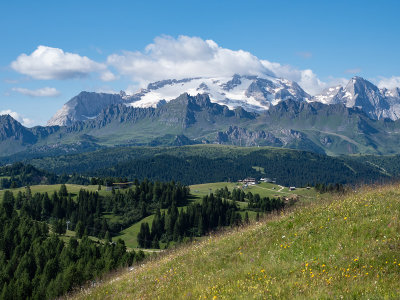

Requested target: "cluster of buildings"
[{"left": 238, "top": 177, "right": 277, "bottom": 185}]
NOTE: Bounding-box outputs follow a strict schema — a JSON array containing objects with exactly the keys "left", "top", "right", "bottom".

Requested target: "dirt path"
[{"left": 253, "top": 185, "right": 287, "bottom": 194}]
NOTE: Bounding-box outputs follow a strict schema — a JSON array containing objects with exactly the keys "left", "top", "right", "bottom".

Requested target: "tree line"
[
  {"left": 0, "top": 162, "right": 89, "bottom": 189},
  {"left": 2, "top": 180, "right": 190, "bottom": 241},
  {"left": 214, "top": 186, "right": 286, "bottom": 212},
  {"left": 137, "top": 193, "right": 242, "bottom": 248},
  {"left": 0, "top": 194, "right": 143, "bottom": 299}
]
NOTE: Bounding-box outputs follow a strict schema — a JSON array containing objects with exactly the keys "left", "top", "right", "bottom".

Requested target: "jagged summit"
[
  {"left": 48, "top": 74, "right": 311, "bottom": 126},
  {"left": 312, "top": 76, "right": 400, "bottom": 120},
  {"left": 127, "top": 74, "right": 311, "bottom": 112},
  {"left": 47, "top": 75, "right": 400, "bottom": 127},
  {"left": 47, "top": 91, "right": 126, "bottom": 126}
]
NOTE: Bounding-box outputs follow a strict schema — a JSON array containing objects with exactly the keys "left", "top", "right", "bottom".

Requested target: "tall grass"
[{"left": 73, "top": 184, "right": 400, "bottom": 299}]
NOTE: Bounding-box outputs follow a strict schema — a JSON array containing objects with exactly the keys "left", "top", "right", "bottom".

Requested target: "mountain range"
[
  {"left": 47, "top": 75, "right": 400, "bottom": 127},
  {"left": 2, "top": 75, "right": 400, "bottom": 157}
]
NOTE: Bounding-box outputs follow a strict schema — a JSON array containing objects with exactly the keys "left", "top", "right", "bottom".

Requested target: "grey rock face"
[
  {"left": 0, "top": 115, "right": 36, "bottom": 143},
  {"left": 47, "top": 91, "right": 126, "bottom": 126},
  {"left": 221, "top": 74, "right": 242, "bottom": 91},
  {"left": 147, "top": 78, "right": 198, "bottom": 90},
  {"left": 313, "top": 77, "right": 400, "bottom": 120},
  {"left": 216, "top": 126, "right": 282, "bottom": 146}
]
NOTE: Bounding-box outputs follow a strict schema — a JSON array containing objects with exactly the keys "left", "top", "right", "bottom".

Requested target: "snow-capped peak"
[
  {"left": 126, "top": 74, "right": 311, "bottom": 112},
  {"left": 312, "top": 77, "right": 400, "bottom": 120}
]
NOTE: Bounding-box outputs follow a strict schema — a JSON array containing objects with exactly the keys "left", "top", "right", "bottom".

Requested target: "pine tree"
[
  {"left": 59, "top": 184, "right": 68, "bottom": 197},
  {"left": 75, "top": 221, "right": 84, "bottom": 238},
  {"left": 105, "top": 231, "right": 111, "bottom": 243},
  {"left": 244, "top": 211, "right": 249, "bottom": 224}
]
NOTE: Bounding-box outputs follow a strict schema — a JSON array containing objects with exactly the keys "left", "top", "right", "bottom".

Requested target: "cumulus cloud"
[
  {"left": 107, "top": 35, "right": 346, "bottom": 95},
  {"left": 12, "top": 87, "right": 60, "bottom": 97},
  {"left": 107, "top": 35, "right": 274, "bottom": 85},
  {"left": 0, "top": 109, "right": 34, "bottom": 127},
  {"left": 10, "top": 36, "right": 354, "bottom": 95},
  {"left": 11, "top": 45, "right": 108, "bottom": 80},
  {"left": 100, "top": 70, "right": 118, "bottom": 82},
  {"left": 260, "top": 60, "right": 347, "bottom": 95},
  {"left": 377, "top": 76, "right": 400, "bottom": 90}
]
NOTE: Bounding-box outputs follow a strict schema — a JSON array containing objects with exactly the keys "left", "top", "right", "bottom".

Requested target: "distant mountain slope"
[
  {"left": 48, "top": 76, "right": 400, "bottom": 128},
  {"left": 72, "top": 93, "right": 400, "bottom": 155},
  {"left": 313, "top": 76, "right": 400, "bottom": 120},
  {"left": 3, "top": 93, "right": 400, "bottom": 156},
  {"left": 126, "top": 74, "right": 310, "bottom": 112},
  {"left": 47, "top": 91, "right": 127, "bottom": 126},
  {"left": 47, "top": 74, "right": 311, "bottom": 126}
]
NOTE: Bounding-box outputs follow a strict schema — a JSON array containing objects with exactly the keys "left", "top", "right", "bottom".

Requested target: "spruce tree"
[{"left": 244, "top": 211, "right": 249, "bottom": 224}]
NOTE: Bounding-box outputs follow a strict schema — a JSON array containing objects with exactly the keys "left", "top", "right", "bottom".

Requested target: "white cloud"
[
  {"left": 0, "top": 109, "right": 34, "bottom": 127},
  {"left": 9, "top": 37, "right": 355, "bottom": 96},
  {"left": 12, "top": 87, "right": 60, "bottom": 97},
  {"left": 11, "top": 45, "right": 107, "bottom": 80},
  {"left": 100, "top": 70, "right": 118, "bottom": 82},
  {"left": 107, "top": 35, "right": 274, "bottom": 85},
  {"left": 261, "top": 60, "right": 347, "bottom": 95},
  {"left": 377, "top": 76, "right": 400, "bottom": 90},
  {"left": 107, "top": 35, "right": 347, "bottom": 95}
]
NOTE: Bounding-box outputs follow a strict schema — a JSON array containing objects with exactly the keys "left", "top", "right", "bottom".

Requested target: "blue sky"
[{"left": 1, "top": 0, "right": 400, "bottom": 126}]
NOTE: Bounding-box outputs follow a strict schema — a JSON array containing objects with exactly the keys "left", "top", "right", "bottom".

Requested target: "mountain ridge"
[
  {"left": 2, "top": 92, "right": 400, "bottom": 157},
  {"left": 47, "top": 75, "right": 400, "bottom": 129}
]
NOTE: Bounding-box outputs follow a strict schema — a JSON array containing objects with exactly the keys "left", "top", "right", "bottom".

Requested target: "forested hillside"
[
  {"left": 2, "top": 145, "right": 394, "bottom": 187},
  {"left": 0, "top": 195, "right": 142, "bottom": 299},
  {"left": 0, "top": 162, "right": 88, "bottom": 189}
]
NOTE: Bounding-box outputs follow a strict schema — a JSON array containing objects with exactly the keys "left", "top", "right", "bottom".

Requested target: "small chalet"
[{"left": 242, "top": 178, "right": 257, "bottom": 185}]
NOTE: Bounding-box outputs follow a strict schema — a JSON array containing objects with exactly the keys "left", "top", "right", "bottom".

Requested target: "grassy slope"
[
  {"left": 75, "top": 184, "right": 400, "bottom": 299},
  {"left": 190, "top": 182, "right": 317, "bottom": 202},
  {"left": 119, "top": 182, "right": 317, "bottom": 249},
  {"left": 114, "top": 214, "right": 156, "bottom": 249}
]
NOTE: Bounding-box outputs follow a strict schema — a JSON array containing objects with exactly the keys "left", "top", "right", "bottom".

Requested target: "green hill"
[
  {"left": 74, "top": 184, "right": 400, "bottom": 299},
  {"left": 6, "top": 145, "right": 394, "bottom": 186}
]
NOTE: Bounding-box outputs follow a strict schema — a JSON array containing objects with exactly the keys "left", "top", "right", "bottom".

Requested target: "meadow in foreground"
[{"left": 73, "top": 184, "right": 400, "bottom": 299}]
